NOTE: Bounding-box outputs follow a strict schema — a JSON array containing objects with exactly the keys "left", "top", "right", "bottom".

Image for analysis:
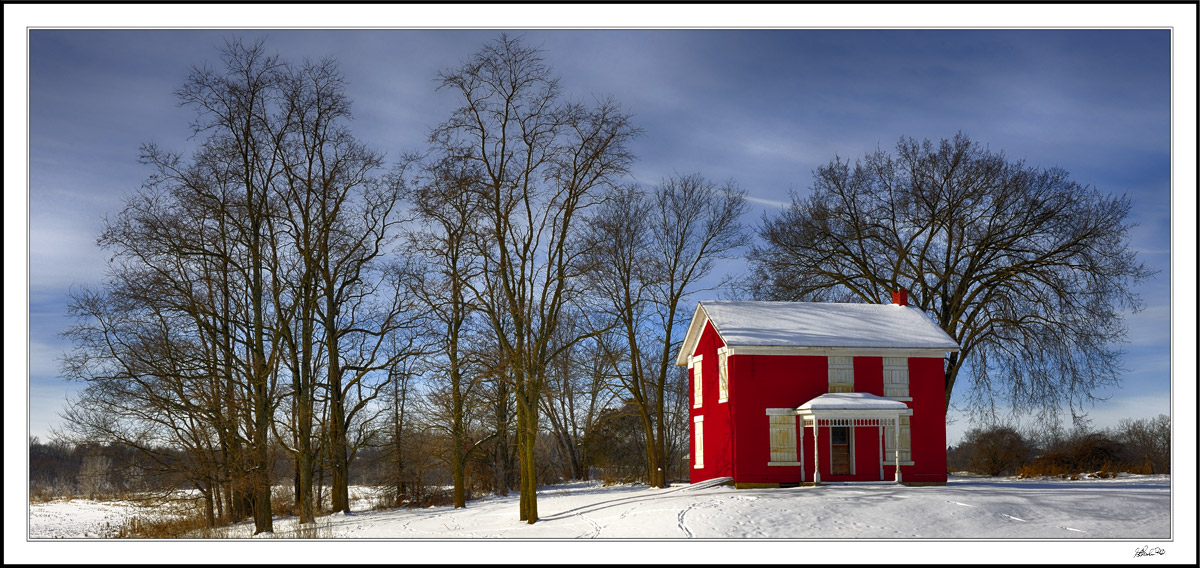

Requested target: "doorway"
[{"left": 830, "top": 426, "right": 851, "bottom": 475}]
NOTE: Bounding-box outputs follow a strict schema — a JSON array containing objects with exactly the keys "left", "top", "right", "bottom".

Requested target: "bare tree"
[
  {"left": 540, "top": 315, "right": 619, "bottom": 482},
  {"left": 62, "top": 38, "right": 419, "bottom": 533},
  {"left": 170, "top": 38, "right": 294, "bottom": 534},
  {"left": 267, "top": 54, "right": 418, "bottom": 515},
  {"left": 748, "top": 133, "right": 1153, "bottom": 427},
  {"left": 407, "top": 156, "right": 487, "bottom": 508},
  {"left": 1116, "top": 414, "right": 1170, "bottom": 474},
  {"left": 586, "top": 174, "right": 746, "bottom": 487},
  {"left": 429, "top": 34, "right": 639, "bottom": 522}
]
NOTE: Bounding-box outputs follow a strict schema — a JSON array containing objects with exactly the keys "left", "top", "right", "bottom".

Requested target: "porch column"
[
  {"left": 878, "top": 424, "right": 884, "bottom": 481},
  {"left": 798, "top": 416, "right": 805, "bottom": 482},
  {"left": 812, "top": 418, "right": 820, "bottom": 484},
  {"left": 894, "top": 413, "right": 902, "bottom": 484}
]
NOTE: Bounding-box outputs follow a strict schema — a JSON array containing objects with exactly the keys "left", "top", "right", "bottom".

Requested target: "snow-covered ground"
[
  {"left": 20, "top": 474, "right": 1186, "bottom": 564},
  {"left": 16, "top": 473, "right": 1180, "bottom": 566}
]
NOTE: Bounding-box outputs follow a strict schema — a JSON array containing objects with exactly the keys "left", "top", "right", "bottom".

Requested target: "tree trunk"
[{"left": 516, "top": 392, "right": 529, "bottom": 521}]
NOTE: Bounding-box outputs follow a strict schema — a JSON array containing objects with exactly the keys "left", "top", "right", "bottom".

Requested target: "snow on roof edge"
[{"left": 676, "top": 300, "right": 960, "bottom": 361}]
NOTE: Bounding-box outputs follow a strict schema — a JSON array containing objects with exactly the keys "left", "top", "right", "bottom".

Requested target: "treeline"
[
  {"left": 56, "top": 35, "right": 744, "bottom": 534},
  {"left": 947, "top": 414, "right": 1170, "bottom": 478}
]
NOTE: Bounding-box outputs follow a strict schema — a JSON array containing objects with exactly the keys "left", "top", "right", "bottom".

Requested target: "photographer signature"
[{"left": 1133, "top": 545, "right": 1165, "bottom": 558}]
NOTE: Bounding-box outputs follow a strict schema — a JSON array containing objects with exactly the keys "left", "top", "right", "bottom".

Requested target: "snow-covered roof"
[
  {"left": 676, "top": 300, "right": 959, "bottom": 365},
  {"left": 796, "top": 392, "right": 909, "bottom": 412}
]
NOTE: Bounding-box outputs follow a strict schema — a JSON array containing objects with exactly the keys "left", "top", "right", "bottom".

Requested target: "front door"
[{"left": 830, "top": 426, "right": 851, "bottom": 475}]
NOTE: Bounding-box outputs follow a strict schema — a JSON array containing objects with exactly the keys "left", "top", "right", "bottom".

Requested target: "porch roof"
[{"left": 796, "top": 392, "right": 908, "bottom": 412}]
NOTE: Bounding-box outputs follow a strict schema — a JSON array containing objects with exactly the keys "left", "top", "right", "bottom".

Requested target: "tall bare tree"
[
  {"left": 407, "top": 156, "right": 490, "bottom": 509},
  {"left": 171, "top": 38, "right": 295, "bottom": 534},
  {"left": 429, "top": 34, "right": 639, "bottom": 522},
  {"left": 586, "top": 174, "right": 746, "bottom": 487},
  {"left": 268, "top": 54, "right": 417, "bottom": 515},
  {"left": 749, "top": 133, "right": 1153, "bottom": 426}
]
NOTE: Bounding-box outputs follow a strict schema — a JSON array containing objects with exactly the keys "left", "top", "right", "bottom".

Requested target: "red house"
[{"left": 677, "top": 290, "right": 960, "bottom": 487}]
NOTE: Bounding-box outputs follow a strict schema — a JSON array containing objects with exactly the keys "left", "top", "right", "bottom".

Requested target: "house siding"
[
  {"left": 712, "top": 352, "right": 948, "bottom": 485},
  {"left": 890, "top": 356, "right": 947, "bottom": 483},
  {"left": 728, "top": 354, "right": 827, "bottom": 484}
]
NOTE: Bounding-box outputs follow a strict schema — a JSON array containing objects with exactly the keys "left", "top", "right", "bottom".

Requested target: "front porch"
[{"left": 767, "top": 392, "right": 913, "bottom": 484}]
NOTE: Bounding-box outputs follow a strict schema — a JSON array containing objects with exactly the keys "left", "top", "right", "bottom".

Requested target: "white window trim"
[
  {"left": 717, "top": 347, "right": 729, "bottom": 403},
  {"left": 690, "top": 355, "right": 704, "bottom": 408},
  {"left": 693, "top": 415, "right": 705, "bottom": 469}
]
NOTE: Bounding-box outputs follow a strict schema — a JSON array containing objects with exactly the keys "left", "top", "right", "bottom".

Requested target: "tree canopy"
[{"left": 748, "top": 132, "right": 1153, "bottom": 426}]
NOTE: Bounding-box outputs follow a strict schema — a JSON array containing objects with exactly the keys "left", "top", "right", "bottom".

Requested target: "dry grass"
[{"left": 118, "top": 511, "right": 218, "bottom": 539}]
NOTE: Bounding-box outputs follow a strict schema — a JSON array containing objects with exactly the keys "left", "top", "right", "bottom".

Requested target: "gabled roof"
[{"left": 676, "top": 300, "right": 960, "bottom": 366}]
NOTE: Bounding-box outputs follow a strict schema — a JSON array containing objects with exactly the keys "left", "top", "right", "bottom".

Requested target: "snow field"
[{"left": 28, "top": 474, "right": 1170, "bottom": 540}]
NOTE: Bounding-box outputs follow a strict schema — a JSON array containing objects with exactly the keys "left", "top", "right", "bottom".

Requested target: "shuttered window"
[
  {"left": 693, "top": 416, "right": 705, "bottom": 468},
  {"left": 718, "top": 350, "right": 729, "bottom": 402},
  {"left": 691, "top": 355, "right": 703, "bottom": 408},
  {"left": 828, "top": 356, "right": 854, "bottom": 393},
  {"left": 769, "top": 415, "right": 797, "bottom": 462},
  {"left": 884, "top": 416, "right": 912, "bottom": 463},
  {"left": 883, "top": 357, "right": 909, "bottom": 398}
]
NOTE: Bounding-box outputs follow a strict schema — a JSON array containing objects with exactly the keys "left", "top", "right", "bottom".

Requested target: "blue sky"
[{"left": 9, "top": 17, "right": 1191, "bottom": 451}]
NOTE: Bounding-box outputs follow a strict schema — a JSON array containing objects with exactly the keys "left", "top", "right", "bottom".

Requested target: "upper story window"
[
  {"left": 827, "top": 356, "right": 854, "bottom": 393},
  {"left": 718, "top": 348, "right": 729, "bottom": 402},
  {"left": 690, "top": 355, "right": 703, "bottom": 408},
  {"left": 882, "top": 357, "right": 910, "bottom": 398}
]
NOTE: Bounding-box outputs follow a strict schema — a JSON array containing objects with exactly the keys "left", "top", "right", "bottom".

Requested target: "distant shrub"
[
  {"left": 1017, "top": 430, "right": 1152, "bottom": 479},
  {"left": 956, "top": 425, "right": 1029, "bottom": 476}
]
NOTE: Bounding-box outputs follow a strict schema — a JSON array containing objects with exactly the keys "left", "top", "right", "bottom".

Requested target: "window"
[
  {"left": 769, "top": 415, "right": 797, "bottom": 463},
  {"left": 690, "top": 355, "right": 703, "bottom": 408},
  {"left": 718, "top": 349, "right": 729, "bottom": 402},
  {"left": 884, "top": 416, "right": 912, "bottom": 463},
  {"left": 828, "top": 356, "right": 854, "bottom": 393},
  {"left": 693, "top": 416, "right": 705, "bottom": 468},
  {"left": 883, "top": 357, "right": 909, "bottom": 398}
]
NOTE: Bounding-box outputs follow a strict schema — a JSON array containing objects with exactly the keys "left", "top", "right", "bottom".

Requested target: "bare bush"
[
  {"left": 77, "top": 453, "right": 112, "bottom": 499},
  {"left": 959, "top": 425, "right": 1029, "bottom": 476}
]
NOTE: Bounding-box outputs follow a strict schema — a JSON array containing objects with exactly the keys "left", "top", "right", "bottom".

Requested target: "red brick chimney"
[{"left": 891, "top": 288, "right": 908, "bottom": 306}]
